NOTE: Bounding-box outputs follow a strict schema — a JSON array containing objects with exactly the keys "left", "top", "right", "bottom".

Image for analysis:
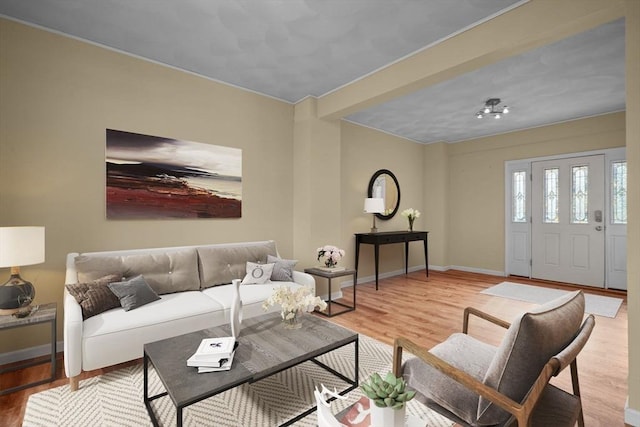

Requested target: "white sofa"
[{"left": 63, "top": 240, "right": 314, "bottom": 390}]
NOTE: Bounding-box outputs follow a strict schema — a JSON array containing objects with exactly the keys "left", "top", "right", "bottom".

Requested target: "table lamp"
[
  {"left": 0, "top": 226, "right": 45, "bottom": 315},
  {"left": 364, "top": 198, "right": 385, "bottom": 233}
]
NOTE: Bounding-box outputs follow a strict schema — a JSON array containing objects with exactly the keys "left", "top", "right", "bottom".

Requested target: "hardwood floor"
[{"left": 0, "top": 270, "right": 628, "bottom": 426}]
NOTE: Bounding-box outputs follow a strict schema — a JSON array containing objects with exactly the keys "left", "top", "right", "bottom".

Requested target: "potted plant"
[{"left": 360, "top": 372, "right": 416, "bottom": 427}]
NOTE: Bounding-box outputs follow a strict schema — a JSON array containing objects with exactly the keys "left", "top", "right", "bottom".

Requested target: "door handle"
[{"left": 595, "top": 226, "right": 603, "bottom": 231}]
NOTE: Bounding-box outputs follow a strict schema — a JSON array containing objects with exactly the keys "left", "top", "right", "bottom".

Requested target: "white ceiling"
[{"left": 0, "top": 0, "right": 626, "bottom": 144}]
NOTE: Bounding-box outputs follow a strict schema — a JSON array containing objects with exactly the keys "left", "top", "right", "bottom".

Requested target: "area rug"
[
  {"left": 481, "top": 282, "right": 623, "bottom": 318},
  {"left": 23, "top": 334, "right": 453, "bottom": 427}
]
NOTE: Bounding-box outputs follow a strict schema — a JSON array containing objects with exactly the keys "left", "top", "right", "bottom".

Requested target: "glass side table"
[
  {"left": 0, "top": 302, "right": 57, "bottom": 395},
  {"left": 304, "top": 268, "right": 356, "bottom": 317}
]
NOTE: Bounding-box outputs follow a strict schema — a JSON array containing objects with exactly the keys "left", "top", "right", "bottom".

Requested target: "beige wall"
[
  {"left": 340, "top": 122, "right": 425, "bottom": 279},
  {"left": 447, "top": 113, "right": 625, "bottom": 272},
  {"left": 338, "top": 113, "right": 625, "bottom": 279},
  {"left": 0, "top": 19, "right": 295, "bottom": 353}
]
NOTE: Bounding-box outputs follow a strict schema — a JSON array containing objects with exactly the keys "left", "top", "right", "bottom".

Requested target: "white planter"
[{"left": 369, "top": 399, "right": 406, "bottom": 427}]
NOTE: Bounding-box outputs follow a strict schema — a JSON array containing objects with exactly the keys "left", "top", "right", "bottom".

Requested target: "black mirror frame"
[{"left": 367, "top": 169, "right": 401, "bottom": 220}]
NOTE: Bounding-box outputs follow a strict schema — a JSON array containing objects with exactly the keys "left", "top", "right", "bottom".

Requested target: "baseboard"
[
  {"left": 626, "top": 398, "right": 640, "bottom": 426},
  {"left": 449, "top": 265, "right": 506, "bottom": 277},
  {"left": 0, "top": 340, "right": 63, "bottom": 366},
  {"left": 355, "top": 264, "right": 427, "bottom": 285}
]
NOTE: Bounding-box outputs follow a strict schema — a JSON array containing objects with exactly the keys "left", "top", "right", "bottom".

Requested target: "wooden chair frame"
[{"left": 393, "top": 307, "right": 593, "bottom": 427}]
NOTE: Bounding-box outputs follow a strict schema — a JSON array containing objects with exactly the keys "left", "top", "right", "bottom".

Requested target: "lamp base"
[
  {"left": 0, "top": 273, "right": 35, "bottom": 315},
  {"left": 370, "top": 215, "right": 379, "bottom": 233}
]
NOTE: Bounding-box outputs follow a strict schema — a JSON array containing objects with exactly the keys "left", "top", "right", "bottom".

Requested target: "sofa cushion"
[
  {"left": 65, "top": 274, "right": 123, "bottom": 320},
  {"left": 108, "top": 275, "right": 160, "bottom": 311},
  {"left": 198, "top": 241, "right": 277, "bottom": 288},
  {"left": 121, "top": 249, "right": 200, "bottom": 295},
  {"left": 75, "top": 256, "right": 124, "bottom": 283},
  {"left": 267, "top": 255, "right": 298, "bottom": 282},
  {"left": 241, "top": 262, "right": 275, "bottom": 285},
  {"left": 75, "top": 249, "right": 200, "bottom": 295},
  {"left": 81, "top": 291, "right": 226, "bottom": 371},
  {"left": 477, "top": 290, "right": 585, "bottom": 425}
]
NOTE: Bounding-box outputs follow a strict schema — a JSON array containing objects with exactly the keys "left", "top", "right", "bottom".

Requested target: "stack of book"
[{"left": 187, "top": 336, "right": 237, "bottom": 373}]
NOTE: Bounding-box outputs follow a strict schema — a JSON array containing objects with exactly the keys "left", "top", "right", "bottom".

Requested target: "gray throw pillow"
[
  {"left": 267, "top": 255, "right": 298, "bottom": 281},
  {"left": 108, "top": 275, "right": 160, "bottom": 311},
  {"left": 65, "top": 274, "right": 122, "bottom": 320}
]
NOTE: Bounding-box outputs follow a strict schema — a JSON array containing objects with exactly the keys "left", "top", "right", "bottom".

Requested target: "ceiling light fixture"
[{"left": 476, "top": 98, "right": 509, "bottom": 119}]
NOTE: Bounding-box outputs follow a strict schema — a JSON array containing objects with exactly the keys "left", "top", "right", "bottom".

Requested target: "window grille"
[
  {"left": 544, "top": 168, "right": 559, "bottom": 223},
  {"left": 512, "top": 171, "right": 527, "bottom": 223},
  {"left": 612, "top": 161, "right": 627, "bottom": 224},
  {"left": 571, "top": 165, "right": 588, "bottom": 224}
]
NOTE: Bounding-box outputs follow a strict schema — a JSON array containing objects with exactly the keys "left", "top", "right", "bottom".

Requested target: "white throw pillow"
[{"left": 241, "top": 262, "right": 275, "bottom": 285}]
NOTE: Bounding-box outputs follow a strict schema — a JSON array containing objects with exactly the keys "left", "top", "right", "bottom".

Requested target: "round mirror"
[{"left": 367, "top": 169, "right": 400, "bottom": 220}]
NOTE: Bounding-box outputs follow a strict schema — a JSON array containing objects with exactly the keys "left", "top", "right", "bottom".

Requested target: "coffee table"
[{"left": 143, "top": 312, "right": 359, "bottom": 427}]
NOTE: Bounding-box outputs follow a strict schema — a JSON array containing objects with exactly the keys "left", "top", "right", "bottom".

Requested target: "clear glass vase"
[{"left": 282, "top": 309, "right": 302, "bottom": 329}]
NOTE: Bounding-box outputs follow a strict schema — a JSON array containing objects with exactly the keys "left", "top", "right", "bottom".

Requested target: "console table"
[{"left": 355, "top": 231, "right": 429, "bottom": 290}]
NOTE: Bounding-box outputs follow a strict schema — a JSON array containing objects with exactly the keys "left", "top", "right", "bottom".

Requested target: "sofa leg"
[{"left": 69, "top": 376, "right": 79, "bottom": 391}]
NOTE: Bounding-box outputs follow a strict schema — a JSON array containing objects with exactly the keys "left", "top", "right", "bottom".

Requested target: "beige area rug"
[
  {"left": 482, "top": 282, "right": 623, "bottom": 318},
  {"left": 23, "top": 334, "right": 453, "bottom": 427}
]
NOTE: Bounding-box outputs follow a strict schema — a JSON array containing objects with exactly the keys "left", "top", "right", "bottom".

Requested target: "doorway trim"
[{"left": 504, "top": 146, "right": 626, "bottom": 289}]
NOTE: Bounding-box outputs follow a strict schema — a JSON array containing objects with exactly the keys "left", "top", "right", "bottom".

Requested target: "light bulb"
[
  {"left": 495, "top": 114, "right": 501, "bottom": 119},
  {"left": 484, "top": 107, "right": 490, "bottom": 114},
  {"left": 477, "top": 113, "right": 483, "bottom": 119},
  {"left": 503, "top": 106, "right": 509, "bottom": 114}
]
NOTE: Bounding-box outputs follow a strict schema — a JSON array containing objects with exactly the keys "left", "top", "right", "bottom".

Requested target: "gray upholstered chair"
[{"left": 393, "top": 290, "right": 594, "bottom": 427}]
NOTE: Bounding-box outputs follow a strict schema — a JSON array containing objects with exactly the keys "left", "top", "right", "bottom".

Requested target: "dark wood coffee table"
[{"left": 143, "top": 312, "right": 359, "bottom": 427}]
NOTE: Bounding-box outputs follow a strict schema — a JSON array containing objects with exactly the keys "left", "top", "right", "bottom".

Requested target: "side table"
[
  {"left": 0, "top": 302, "right": 57, "bottom": 395},
  {"left": 304, "top": 268, "right": 356, "bottom": 317}
]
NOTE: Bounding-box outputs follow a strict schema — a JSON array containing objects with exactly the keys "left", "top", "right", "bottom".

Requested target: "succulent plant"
[{"left": 360, "top": 372, "right": 416, "bottom": 409}]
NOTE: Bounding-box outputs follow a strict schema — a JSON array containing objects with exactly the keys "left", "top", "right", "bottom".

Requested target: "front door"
[{"left": 531, "top": 155, "right": 605, "bottom": 287}]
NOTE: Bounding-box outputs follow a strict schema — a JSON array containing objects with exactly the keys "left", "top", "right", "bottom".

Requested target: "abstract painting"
[{"left": 106, "top": 129, "right": 242, "bottom": 219}]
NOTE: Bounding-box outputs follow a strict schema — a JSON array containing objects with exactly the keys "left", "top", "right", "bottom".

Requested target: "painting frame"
[{"left": 106, "top": 129, "right": 242, "bottom": 219}]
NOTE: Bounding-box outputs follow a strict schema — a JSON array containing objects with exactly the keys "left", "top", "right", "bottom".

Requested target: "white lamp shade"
[
  {"left": 0, "top": 227, "right": 45, "bottom": 268},
  {"left": 364, "top": 198, "right": 385, "bottom": 214}
]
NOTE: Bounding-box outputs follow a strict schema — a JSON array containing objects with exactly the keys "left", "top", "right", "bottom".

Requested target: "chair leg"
[
  {"left": 392, "top": 339, "right": 403, "bottom": 377},
  {"left": 570, "top": 360, "right": 585, "bottom": 427}
]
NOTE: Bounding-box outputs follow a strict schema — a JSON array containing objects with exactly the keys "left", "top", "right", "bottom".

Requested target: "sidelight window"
[
  {"left": 512, "top": 171, "right": 527, "bottom": 223},
  {"left": 612, "top": 161, "right": 627, "bottom": 224}
]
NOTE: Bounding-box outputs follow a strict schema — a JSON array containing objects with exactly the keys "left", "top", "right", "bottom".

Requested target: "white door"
[{"left": 531, "top": 155, "right": 605, "bottom": 287}]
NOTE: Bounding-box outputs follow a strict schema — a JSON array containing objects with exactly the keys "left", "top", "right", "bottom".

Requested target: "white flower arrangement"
[
  {"left": 262, "top": 286, "right": 327, "bottom": 319},
  {"left": 401, "top": 208, "right": 420, "bottom": 231},
  {"left": 317, "top": 245, "right": 346, "bottom": 268},
  {"left": 401, "top": 208, "right": 421, "bottom": 220}
]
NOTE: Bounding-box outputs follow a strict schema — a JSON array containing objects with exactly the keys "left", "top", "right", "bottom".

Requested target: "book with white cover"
[
  {"left": 196, "top": 351, "right": 236, "bottom": 373},
  {"left": 188, "top": 337, "right": 235, "bottom": 363}
]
